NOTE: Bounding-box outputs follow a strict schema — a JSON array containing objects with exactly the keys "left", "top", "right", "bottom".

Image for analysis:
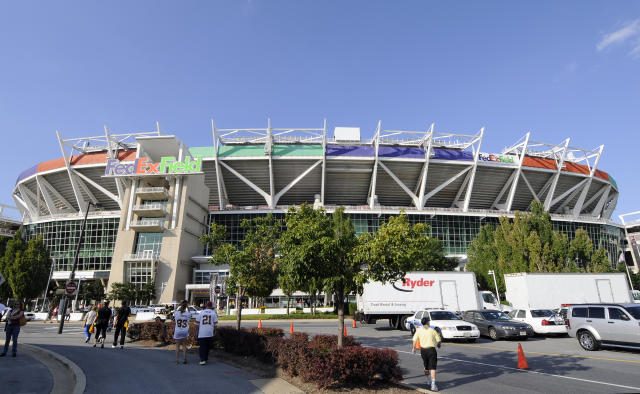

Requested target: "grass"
[{"left": 218, "top": 312, "right": 343, "bottom": 320}]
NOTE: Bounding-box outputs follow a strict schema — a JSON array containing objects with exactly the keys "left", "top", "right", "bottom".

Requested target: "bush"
[
  {"left": 348, "top": 302, "right": 357, "bottom": 316},
  {"left": 309, "top": 334, "right": 360, "bottom": 349}
]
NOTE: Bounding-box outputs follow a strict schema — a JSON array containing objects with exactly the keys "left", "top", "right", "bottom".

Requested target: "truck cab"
[{"left": 479, "top": 291, "right": 512, "bottom": 312}]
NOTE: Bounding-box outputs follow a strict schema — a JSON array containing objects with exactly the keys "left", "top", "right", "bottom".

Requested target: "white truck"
[
  {"left": 504, "top": 272, "right": 633, "bottom": 310},
  {"left": 355, "top": 271, "right": 501, "bottom": 330}
]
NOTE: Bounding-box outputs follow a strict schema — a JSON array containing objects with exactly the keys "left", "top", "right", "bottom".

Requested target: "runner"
[
  {"left": 412, "top": 316, "right": 442, "bottom": 392},
  {"left": 195, "top": 301, "right": 218, "bottom": 365},
  {"left": 173, "top": 300, "right": 191, "bottom": 364}
]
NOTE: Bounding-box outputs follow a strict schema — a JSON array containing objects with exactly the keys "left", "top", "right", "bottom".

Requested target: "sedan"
[
  {"left": 462, "top": 310, "right": 534, "bottom": 340},
  {"left": 508, "top": 309, "right": 567, "bottom": 336}
]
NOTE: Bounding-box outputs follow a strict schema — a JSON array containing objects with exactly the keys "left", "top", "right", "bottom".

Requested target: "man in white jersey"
[{"left": 195, "top": 301, "right": 218, "bottom": 365}]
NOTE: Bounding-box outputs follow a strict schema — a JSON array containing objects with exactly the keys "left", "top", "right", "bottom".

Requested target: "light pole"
[
  {"left": 487, "top": 270, "right": 501, "bottom": 305},
  {"left": 58, "top": 201, "right": 101, "bottom": 334}
]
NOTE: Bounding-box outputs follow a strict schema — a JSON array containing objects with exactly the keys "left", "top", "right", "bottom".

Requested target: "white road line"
[{"left": 394, "top": 349, "right": 640, "bottom": 392}]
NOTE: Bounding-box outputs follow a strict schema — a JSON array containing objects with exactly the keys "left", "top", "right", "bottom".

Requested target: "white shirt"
[
  {"left": 173, "top": 310, "right": 192, "bottom": 339},
  {"left": 0, "top": 303, "right": 6, "bottom": 317},
  {"left": 196, "top": 309, "right": 218, "bottom": 338}
]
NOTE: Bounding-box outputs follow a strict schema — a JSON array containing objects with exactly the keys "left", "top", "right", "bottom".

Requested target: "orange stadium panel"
[
  {"left": 37, "top": 158, "right": 66, "bottom": 173},
  {"left": 594, "top": 169, "right": 609, "bottom": 181},
  {"left": 522, "top": 156, "right": 557, "bottom": 170},
  {"left": 562, "top": 162, "right": 590, "bottom": 175}
]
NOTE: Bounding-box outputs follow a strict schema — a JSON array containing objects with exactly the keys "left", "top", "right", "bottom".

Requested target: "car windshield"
[
  {"left": 624, "top": 306, "right": 640, "bottom": 320},
  {"left": 429, "top": 311, "right": 460, "bottom": 320},
  {"left": 482, "top": 293, "right": 497, "bottom": 304},
  {"left": 531, "top": 310, "right": 554, "bottom": 318},
  {"left": 482, "top": 311, "right": 511, "bottom": 321}
]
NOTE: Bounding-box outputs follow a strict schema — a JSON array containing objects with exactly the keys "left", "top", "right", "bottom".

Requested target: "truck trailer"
[
  {"left": 504, "top": 272, "right": 633, "bottom": 310},
  {"left": 356, "top": 271, "right": 498, "bottom": 330}
]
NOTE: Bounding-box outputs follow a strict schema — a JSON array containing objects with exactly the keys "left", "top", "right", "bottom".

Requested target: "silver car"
[{"left": 567, "top": 303, "right": 640, "bottom": 351}]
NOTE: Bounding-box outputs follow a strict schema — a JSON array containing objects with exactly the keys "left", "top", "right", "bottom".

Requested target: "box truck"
[
  {"left": 355, "top": 271, "right": 500, "bottom": 330},
  {"left": 504, "top": 272, "right": 633, "bottom": 310}
]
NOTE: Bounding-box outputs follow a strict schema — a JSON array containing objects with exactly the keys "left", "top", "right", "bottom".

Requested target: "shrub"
[
  {"left": 309, "top": 334, "right": 360, "bottom": 349},
  {"left": 348, "top": 302, "right": 357, "bottom": 316},
  {"left": 127, "top": 323, "right": 142, "bottom": 341}
]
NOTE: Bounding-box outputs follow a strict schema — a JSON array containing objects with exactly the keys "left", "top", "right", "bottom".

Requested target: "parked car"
[
  {"left": 553, "top": 305, "right": 570, "bottom": 322},
  {"left": 567, "top": 303, "right": 640, "bottom": 351},
  {"left": 150, "top": 304, "right": 166, "bottom": 313},
  {"left": 462, "top": 310, "right": 534, "bottom": 340},
  {"left": 508, "top": 308, "right": 567, "bottom": 335},
  {"left": 130, "top": 305, "right": 153, "bottom": 315},
  {"left": 405, "top": 309, "right": 480, "bottom": 342}
]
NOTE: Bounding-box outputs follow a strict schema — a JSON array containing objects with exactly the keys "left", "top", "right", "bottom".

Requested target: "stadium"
[{"left": 11, "top": 120, "right": 628, "bottom": 305}]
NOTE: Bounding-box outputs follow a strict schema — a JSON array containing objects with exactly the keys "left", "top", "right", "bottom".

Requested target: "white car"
[
  {"left": 508, "top": 309, "right": 567, "bottom": 335},
  {"left": 405, "top": 309, "right": 480, "bottom": 342},
  {"left": 130, "top": 305, "right": 153, "bottom": 315}
]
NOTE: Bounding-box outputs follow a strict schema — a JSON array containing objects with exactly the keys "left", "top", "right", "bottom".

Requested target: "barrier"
[
  {"left": 302, "top": 307, "right": 334, "bottom": 313},
  {"left": 136, "top": 312, "right": 158, "bottom": 321}
]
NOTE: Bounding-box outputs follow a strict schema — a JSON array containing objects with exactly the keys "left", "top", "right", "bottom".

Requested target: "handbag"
[
  {"left": 89, "top": 323, "right": 95, "bottom": 333},
  {"left": 19, "top": 315, "right": 27, "bottom": 326}
]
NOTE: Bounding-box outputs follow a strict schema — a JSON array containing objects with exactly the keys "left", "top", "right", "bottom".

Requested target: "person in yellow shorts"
[{"left": 412, "top": 316, "right": 442, "bottom": 392}]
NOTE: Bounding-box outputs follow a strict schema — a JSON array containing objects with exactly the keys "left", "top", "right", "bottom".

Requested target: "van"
[{"left": 566, "top": 303, "right": 640, "bottom": 351}]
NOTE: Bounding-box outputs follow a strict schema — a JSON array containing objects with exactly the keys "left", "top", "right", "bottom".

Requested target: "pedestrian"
[
  {"left": 195, "top": 301, "right": 218, "bottom": 365},
  {"left": 84, "top": 306, "right": 97, "bottom": 343},
  {"left": 93, "top": 301, "right": 112, "bottom": 349},
  {"left": 173, "top": 300, "right": 191, "bottom": 364},
  {"left": 112, "top": 301, "right": 131, "bottom": 349},
  {"left": 65, "top": 306, "right": 71, "bottom": 321},
  {"left": 0, "top": 302, "right": 6, "bottom": 321},
  {"left": 412, "top": 316, "right": 442, "bottom": 392},
  {"left": 52, "top": 305, "right": 58, "bottom": 322},
  {"left": 1, "top": 301, "right": 25, "bottom": 358}
]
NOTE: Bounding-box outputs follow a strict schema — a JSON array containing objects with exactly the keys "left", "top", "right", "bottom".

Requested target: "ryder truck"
[{"left": 355, "top": 271, "right": 499, "bottom": 330}]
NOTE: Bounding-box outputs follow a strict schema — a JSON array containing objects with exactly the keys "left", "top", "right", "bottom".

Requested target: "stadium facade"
[{"left": 11, "top": 121, "right": 628, "bottom": 305}]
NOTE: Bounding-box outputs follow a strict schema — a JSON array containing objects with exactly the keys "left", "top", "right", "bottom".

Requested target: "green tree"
[
  {"left": 201, "top": 214, "right": 280, "bottom": 330},
  {"left": 137, "top": 280, "right": 156, "bottom": 305},
  {"left": 80, "top": 280, "right": 105, "bottom": 304},
  {"left": 569, "top": 228, "right": 593, "bottom": 269},
  {"left": 108, "top": 282, "right": 137, "bottom": 303},
  {"left": 588, "top": 248, "right": 613, "bottom": 273},
  {"left": 0, "top": 235, "right": 13, "bottom": 299},
  {"left": 4, "top": 233, "right": 51, "bottom": 301}
]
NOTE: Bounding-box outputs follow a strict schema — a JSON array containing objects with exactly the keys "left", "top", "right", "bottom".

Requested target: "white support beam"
[
  {"left": 17, "top": 184, "right": 39, "bottom": 217},
  {"left": 492, "top": 171, "right": 518, "bottom": 210},
  {"left": 56, "top": 130, "right": 84, "bottom": 213},
  {"left": 320, "top": 119, "right": 327, "bottom": 205},
  {"left": 543, "top": 138, "right": 570, "bottom": 211},
  {"left": 519, "top": 173, "right": 540, "bottom": 202},
  {"left": 74, "top": 175, "right": 98, "bottom": 205},
  {"left": 505, "top": 132, "right": 530, "bottom": 211},
  {"left": 555, "top": 180, "right": 588, "bottom": 213},
  {"left": 36, "top": 176, "right": 59, "bottom": 215},
  {"left": 537, "top": 175, "right": 555, "bottom": 201},
  {"left": 462, "top": 127, "right": 485, "bottom": 212},
  {"left": 423, "top": 166, "right": 471, "bottom": 202},
  {"left": 417, "top": 123, "right": 434, "bottom": 208},
  {"left": 212, "top": 120, "right": 227, "bottom": 210},
  {"left": 451, "top": 170, "right": 472, "bottom": 209},
  {"left": 378, "top": 161, "right": 420, "bottom": 207},
  {"left": 273, "top": 160, "right": 323, "bottom": 206},
  {"left": 549, "top": 178, "right": 589, "bottom": 208},
  {"left": 267, "top": 118, "right": 275, "bottom": 208},
  {"left": 72, "top": 169, "right": 121, "bottom": 207},
  {"left": 602, "top": 192, "right": 618, "bottom": 219},
  {"left": 581, "top": 185, "right": 607, "bottom": 213},
  {"left": 37, "top": 176, "right": 75, "bottom": 212},
  {"left": 218, "top": 160, "right": 272, "bottom": 206},
  {"left": 571, "top": 145, "right": 604, "bottom": 217},
  {"left": 114, "top": 177, "right": 125, "bottom": 204},
  {"left": 591, "top": 185, "right": 611, "bottom": 218},
  {"left": 368, "top": 121, "right": 382, "bottom": 209},
  {"left": 12, "top": 194, "right": 31, "bottom": 221}
]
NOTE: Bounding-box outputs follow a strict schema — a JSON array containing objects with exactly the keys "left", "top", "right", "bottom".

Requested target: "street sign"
[
  {"left": 214, "top": 285, "right": 221, "bottom": 294},
  {"left": 65, "top": 281, "right": 78, "bottom": 296}
]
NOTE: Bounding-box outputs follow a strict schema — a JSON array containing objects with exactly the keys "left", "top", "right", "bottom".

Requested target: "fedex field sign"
[{"left": 104, "top": 156, "right": 202, "bottom": 177}]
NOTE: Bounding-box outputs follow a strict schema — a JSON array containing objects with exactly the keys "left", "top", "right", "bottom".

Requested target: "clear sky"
[{"left": 1, "top": 1, "right": 639, "bottom": 220}]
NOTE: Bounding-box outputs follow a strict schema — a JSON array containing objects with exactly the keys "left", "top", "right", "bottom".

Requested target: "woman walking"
[
  {"left": 84, "top": 306, "right": 97, "bottom": 343},
  {"left": 1, "top": 301, "right": 25, "bottom": 357},
  {"left": 173, "top": 300, "right": 191, "bottom": 364}
]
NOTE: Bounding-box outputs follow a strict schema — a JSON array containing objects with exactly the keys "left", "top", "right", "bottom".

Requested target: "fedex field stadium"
[{"left": 11, "top": 121, "right": 627, "bottom": 305}]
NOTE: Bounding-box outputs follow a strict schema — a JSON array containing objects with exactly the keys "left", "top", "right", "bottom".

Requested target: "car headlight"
[
  {"left": 503, "top": 326, "right": 516, "bottom": 330},
  {"left": 526, "top": 325, "right": 533, "bottom": 330}
]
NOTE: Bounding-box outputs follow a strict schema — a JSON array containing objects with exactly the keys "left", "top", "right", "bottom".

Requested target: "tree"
[
  {"left": 4, "top": 233, "right": 51, "bottom": 301},
  {"left": 201, "top": 214, "right": 280, "bottom": 330},
  {"left": 108, "top": 282, "right": 137, "bottom": 303},
  {"left": 80, "top": 280, "right": 105, "bottom": 304},
  {"left": 589, "top": 248, "right": 613, "bottom": 273},
  {"left": 569, "top": 228, "right": 593, "bottom": 269},
  {"left": 0, "top": 235, "right": 13, "bottom": 300},
  {"left": 137, "top": 280, "right": 156, "bottom": 305}
]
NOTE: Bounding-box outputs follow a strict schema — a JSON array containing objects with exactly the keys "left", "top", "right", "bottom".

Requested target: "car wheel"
[
  {"left": 488, "top": 327, "right": 498, "bottom": 341},
  {"left": 155, "top": 317, "right": 162, "bottom": 322},
  {"left": 578, "top": 330, "right": 600, "bottom": 351},
  {"left": 389, "top": 317, "right": 397, "bottom": 329},
  {"left": 410, "top": 325, "right": 416, "bottom": 336},
  {"left": 399, "top": 315, "right": 409, "bottom": 331}
]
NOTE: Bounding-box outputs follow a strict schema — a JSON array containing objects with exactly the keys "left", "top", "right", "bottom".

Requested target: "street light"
[
  {"left": 58, "top": 201, "right": 101, "bottom": 334},
  {"left": 487, "top": 270, "right": 501, "bottom": 305}
]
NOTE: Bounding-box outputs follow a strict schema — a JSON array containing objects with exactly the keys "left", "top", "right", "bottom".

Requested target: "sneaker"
[
  {"left": 101, "top": 344, "right": 104, "bottom": 349},
  {"left": 430, "top": 382, "right": 439, "bottom": 392},
  {"left": 92, "top": 344, "right": 96, "bottom": 348},
  {"left": 199, "top": 361, "right": 206, "bottom": 365},
  {"left": 112, "top": 345, "right": 117, "bottom": 349},
  {"left": 85, "top": 338, "right": 89, "bottom": 343},
  {"left": 120, "top": 345, "right": 124, "bottom": 349}
]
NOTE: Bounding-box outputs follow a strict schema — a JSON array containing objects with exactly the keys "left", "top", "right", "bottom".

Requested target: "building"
[
  {"left": 619, "top": 211, "right": 640, "bottom": 274},
  {"left": 12, "top": 121, "right": 625, "bottom": 305}
]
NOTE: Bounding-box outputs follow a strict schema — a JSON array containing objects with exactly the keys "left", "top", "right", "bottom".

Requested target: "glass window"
[
  {"left": 572, "top": 308, "right": 587, "bottom": 318},
  {"left": 429, "top": 311, "right": 460, "bottom": 320},
  {"left": 588, "top": 307, "right": 605, "bottom": 319},
  {"left": 517, "top": 310, "right": 526, "bottom": 318},
  {"left": 607, "top": 308, "right": 629, "bottom": 320},
  {"left": 531, "top": 310, "right": 554, "bottom": 318},
  {"left": 624, "top": 307, "right": 640, "bottom": 320}
]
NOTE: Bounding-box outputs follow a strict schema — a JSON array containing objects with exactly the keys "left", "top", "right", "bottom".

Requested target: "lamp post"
[
  {"left": 58, "top": 201, "right": 101, "bottom": 334},
  {"left": 487, "top": 270, "right": 501, "bottom": 305}
]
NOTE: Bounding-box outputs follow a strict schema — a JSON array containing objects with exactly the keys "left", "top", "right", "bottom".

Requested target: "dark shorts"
[{"left": 420, "top": 347, "right": 438, "bottom": 370}]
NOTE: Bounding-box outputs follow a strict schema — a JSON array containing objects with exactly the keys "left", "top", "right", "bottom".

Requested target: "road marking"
[
  {"left": 443, "top": 341, "right": 640, "bottom": 365},
  {"left": 395, "top": 349, "right": 640, "bottom": 392}
]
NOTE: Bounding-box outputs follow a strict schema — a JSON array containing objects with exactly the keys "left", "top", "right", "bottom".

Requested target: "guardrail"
[
  {"left": 133, "top": 203, "right": 166, "bottom": 211},
  {"left": 130, "top": 219, "right": 165, "bottom": 227},
  {"left": 137, "top": 187, "right": 168, "bottom": 194},
  {"left": 123, "top": 252, "right": 159, "bottom": 261}
]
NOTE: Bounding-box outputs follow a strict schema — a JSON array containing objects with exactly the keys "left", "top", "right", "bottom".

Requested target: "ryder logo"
[
  {"left": 392, "top": 277, "right": 436, "bottom": 292},
  {"left": 104, "top": 156, "right": 202, "bottom": 176}
]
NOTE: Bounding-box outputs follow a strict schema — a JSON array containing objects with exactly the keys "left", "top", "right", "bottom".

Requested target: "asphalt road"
[{"left": 219, "top": 319, "right": 640, "bottom": 393}]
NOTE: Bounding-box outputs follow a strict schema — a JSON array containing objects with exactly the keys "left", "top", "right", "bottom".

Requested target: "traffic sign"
[
  {"left": 65, "top": 281, "right": 78, "bottom": 296},
  {"left": 214, "top": 285, "right": 221, "bottom": 294}
]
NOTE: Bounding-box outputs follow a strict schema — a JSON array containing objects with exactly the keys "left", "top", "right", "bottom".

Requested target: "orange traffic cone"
[
  {"left": 290, "top": 321, "right": 294, "bottom": 334},
  {"left": 344, "top": 325, "right": 348, "bottom": 337},
  {"left": 352, "top": 319, "right": 357, "bottom": 328},
  {"left": 517, "top": 343, "right": 529, "bottom": 369},
  {"left": 258, "top": 319, "right": 262, "bottom": 329}
]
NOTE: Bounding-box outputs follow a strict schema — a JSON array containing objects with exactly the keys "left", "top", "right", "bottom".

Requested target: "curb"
[{"left": 22, "top": 343, "right": 86, "bottom": 394}]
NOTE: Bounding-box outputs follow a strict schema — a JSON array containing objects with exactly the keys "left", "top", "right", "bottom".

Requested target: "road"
[{"left": 220, "top": 319, "right": 640, "bottom": 393}]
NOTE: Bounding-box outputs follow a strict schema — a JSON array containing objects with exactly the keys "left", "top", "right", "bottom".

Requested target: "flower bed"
[{"left": 128, "top": 322, "right": 402, "bottom": 389}]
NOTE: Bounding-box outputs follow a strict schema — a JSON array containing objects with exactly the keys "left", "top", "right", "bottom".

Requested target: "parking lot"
[{"left": 219, "top": 319, "right": 640, "bottom": 393}]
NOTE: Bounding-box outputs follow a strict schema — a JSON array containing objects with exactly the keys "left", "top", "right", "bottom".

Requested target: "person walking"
[
  {"left": 173, "top": 300, "right": 191, "bottom": 364},
  {"left": 412, "top": 316, "right": 442, "bottom": 392},
  {"left": 1, "top": 301, "right": 25, "bottom": 357},
  {"left": 93, "top": 301, "right": 112, "bottom": 348},
  {"left": 112, "top": 301, "right": 131, "bottom": 349},
  {"left": 195, "top": 301, "right": 217, "bottom": 365},
  {"left": 83, "top": 306, "right": 97, "bottom": 343}
]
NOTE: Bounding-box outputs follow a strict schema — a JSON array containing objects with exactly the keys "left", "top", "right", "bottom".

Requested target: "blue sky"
[{"left": 1, "top": 1, "right": 639, "bottom": 220}]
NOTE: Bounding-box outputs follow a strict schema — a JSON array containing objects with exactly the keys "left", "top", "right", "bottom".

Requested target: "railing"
[
  {"left": 124, "top": 252, "right": 159, "bottom": 261},
  {"left": 0, "top": 228, "right": 17, "bottom": 237},
  {"left": 137, "top": 187, "right": 168, "bottom": 194},
  {"left": 130, "top": 219, "right": 165, "bottom": 227},
  {"left": 133, "top": 203, "right": 166, "bottom": 211}
]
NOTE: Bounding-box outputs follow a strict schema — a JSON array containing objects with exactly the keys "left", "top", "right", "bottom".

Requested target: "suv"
[{"left": 567, "top": 303, "right": 640, "bottom": 351}]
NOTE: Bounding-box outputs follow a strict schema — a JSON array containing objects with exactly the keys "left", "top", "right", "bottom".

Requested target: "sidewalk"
[{"left": 0, "top": 341, "right": 54, "bottom": 393}]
